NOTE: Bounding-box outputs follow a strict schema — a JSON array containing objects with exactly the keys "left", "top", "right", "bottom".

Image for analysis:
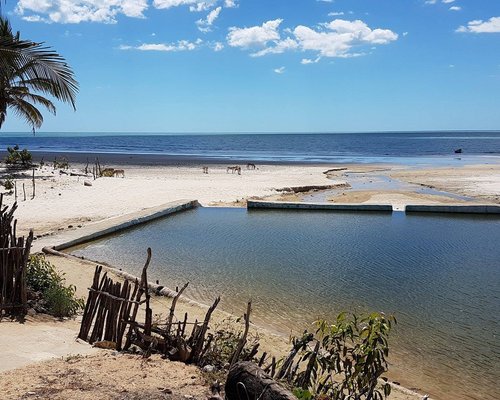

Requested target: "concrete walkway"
[
  {"left": 0, "top": 317, "right": 98, "bottom": 372},
  {"left": 31, "top": 199, "right": 198, "bottom": 253}
]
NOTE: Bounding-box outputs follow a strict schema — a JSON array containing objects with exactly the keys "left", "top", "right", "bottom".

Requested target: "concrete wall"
[
  {"left": 247, "top": 200, "right": 500, "bottom": 215},
  {"left": 247, "top": 200, "right": 393, "bottom": 212},
  {"left": 53, "top": 199, "right": 198, "bottom": 251},
  {"left": 405, "top": 204, "right": 500, "bottom": 214}
]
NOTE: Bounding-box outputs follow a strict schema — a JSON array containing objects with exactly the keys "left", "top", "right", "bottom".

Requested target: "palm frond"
[
  {"left": 0, "top": 38, "right": 78, "bottom": 110},
  {"left": 0, "top": 16, "right": 78, "bottom": 130},
  {"left": 8, "top": 97, "right": 44, "bottom": 129}
]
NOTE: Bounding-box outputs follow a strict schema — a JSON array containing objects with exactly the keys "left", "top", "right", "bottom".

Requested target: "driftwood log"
[{"left": 225, "top": 362, "right": 296, "bottom": 400}]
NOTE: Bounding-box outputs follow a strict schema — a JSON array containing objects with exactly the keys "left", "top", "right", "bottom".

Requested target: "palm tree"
[{"left": 0, "top": 16, "right": 78, "bottom": 131}]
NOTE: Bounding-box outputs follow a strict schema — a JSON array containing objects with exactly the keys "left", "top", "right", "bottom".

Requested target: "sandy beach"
[
  {"left": 3, "top": 156, "right": 498, "bottom": 237},
  {"left": 1, "top": 154, "right": 500, "bottom": 400}
]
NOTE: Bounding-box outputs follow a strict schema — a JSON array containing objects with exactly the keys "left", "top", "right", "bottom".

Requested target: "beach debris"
[
  {"left": 93, "top": 340, "right": 117, "bottom": 350},
  {"left": 202, "top": 365, "right": 215, "bottom": 373},
  {"left": 276, "top": 183, "right": 350, "bottom": 193},
  {"left": 84, "top": 181, "right": 92, "bottom": 187},
  {"left": 323, "top": 167, "right": 348, "bottom": 175}
]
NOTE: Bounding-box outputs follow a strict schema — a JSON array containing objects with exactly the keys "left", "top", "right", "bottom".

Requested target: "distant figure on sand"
[
  {"left": 113, "top": 169, "right": 125, "bottom": 178},
  {"left": 227, "top": 166, "right": 241, "bottom": 175},
  {"left": 246, "top": 163, "right": 256, "bottom": 170},
  {"left": 202, "top": 166, "right": 209, "bottom": 174}
]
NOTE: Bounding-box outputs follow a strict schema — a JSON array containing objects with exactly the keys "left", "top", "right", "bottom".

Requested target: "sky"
[{"left": 1, "top": 0, "right": 500, "bottom": 133}]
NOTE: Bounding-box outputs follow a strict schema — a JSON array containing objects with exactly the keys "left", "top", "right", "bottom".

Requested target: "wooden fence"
[
  {"left": 79, "top": 248, "right": 254, "bottom": 366},
  {"left": 0, "top": 195, "right": 33, "bottom": 316}
]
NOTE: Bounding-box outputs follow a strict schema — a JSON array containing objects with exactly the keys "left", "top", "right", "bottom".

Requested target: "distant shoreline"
[
  {"left": 2, "top": 150, "right": 498, "bottom": 167},
  {"left": 15, "top": 151, "right": 335, "bottom": 166}
]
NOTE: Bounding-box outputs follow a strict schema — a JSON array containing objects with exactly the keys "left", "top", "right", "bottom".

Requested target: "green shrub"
[
  {"left": 44, "top": 284, "right": 83, "bottom": 318},
  {"left": 285, "top": 312, "right": 396, "bottom": 400},
  {"left": 27, "top": 254, "right": 84, "bottom": 318},
  {"left": 53, "top": 157, "right": 69, "bottom": 169},
  {"left": 5, "top": 145, "right": 32, "bottom": 168}
]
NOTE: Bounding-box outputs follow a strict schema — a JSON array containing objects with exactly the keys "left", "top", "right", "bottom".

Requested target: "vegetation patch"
[{"left": 26, "top": 254, "right": 84, "bottom": 318}]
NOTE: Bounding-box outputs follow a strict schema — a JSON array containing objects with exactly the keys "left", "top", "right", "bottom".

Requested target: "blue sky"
[{"left": 2, "top": 0, "right": 500, "bottom": 133}]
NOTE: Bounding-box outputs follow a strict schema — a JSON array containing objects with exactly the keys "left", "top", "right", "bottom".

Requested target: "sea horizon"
[
  {"left": 1, "top": 131, "right": 499, "bottom": 165},
  {"left": 1, "top": 129, "right": 500, "bottom": 137}
]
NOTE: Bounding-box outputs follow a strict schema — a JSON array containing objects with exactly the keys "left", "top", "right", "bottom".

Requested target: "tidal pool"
[{"left": 70, "top": 208, "right": 500, "bottom": 400}]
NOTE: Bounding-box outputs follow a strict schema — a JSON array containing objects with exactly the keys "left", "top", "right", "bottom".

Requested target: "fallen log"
[{"left": 225, "top": 361, "right": 296, "bottom": 400}]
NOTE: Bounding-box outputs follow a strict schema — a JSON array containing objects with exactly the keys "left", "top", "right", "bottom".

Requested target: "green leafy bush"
[
  {"left": 5, "top": 145, "right": 33, "bottom": 168},
  {"left": 284, "top": 312, "right": 396, "bottom": 400},
  {"left": 44, "top": 284, "right": 83, "bottom": 318},
  {"left": 53, "top": 157, "right": 69, "bottom": 169},
  {"left": 27, "top": 255, "right": 84, "bottom": 318}
]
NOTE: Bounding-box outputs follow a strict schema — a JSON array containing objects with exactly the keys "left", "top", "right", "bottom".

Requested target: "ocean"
[{"left": 0, "top": 131, "right": 499, "bottom": 163}]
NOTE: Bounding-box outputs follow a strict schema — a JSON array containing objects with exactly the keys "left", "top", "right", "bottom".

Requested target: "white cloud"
[
  {"left": 227, "top": 19, "right": 283, "bottom": 48},
  {"left": 212, "top": 41, "right": 224, "bottom": 51},
  {"left": 328, "top": 12, "right": 344, "bottom": 17},
  {"left": 425, "top": 0, "right": 456, "bottom": 4},
  {"left": 301, "top": 57, "right": 321, "bottom": 64},
  {"left": 449, "top": 6, "right": 461, "bottom": 11},
  {"left": 457, "top": 17, "right": 500, "bottom": 33},
  {"left": 153, "top": 0, "right": 215, "bottom": 11},
  {"left": 224, "top": 0, "right": 237, "bottom": 8},
  {"left": 293, "top": 19, "right": 398, "bottom": 58},
  {"left": 16, "top": 0, "right": 148, "bottom": 24},
  {"left": 274, "top": 66, "right": 285, "bottom": 74},
  {"left": 196, "top": 6, "right": 222, "bottom": 32},
  {"left": 120, "top": 38, "right": 203, "bottom": 51},
  {"left": 228, "top": 18, "right": 398, "bottom": 61},
  {"left": 251, "top": 37, "right": 299, "bottom": 57}
]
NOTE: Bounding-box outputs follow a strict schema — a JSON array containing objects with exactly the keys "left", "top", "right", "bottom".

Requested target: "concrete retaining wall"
[
  {"left": 53, "top": 199, "right": 198, "bottom": 251},
  {"left": 247, "top": 200, "right": 393, "bottom": 212},
  {"left": 405, "top": 204, "right": 500, "bottom": 214}
]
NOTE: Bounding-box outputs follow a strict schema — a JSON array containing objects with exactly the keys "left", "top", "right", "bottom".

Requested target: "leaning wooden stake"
[
  {"left": 166, "top": 282, "right": 189, "bottom": 333},
  {"left": 190, "top": 297, "right": 220, "bottom": 364},
  {"left": 230, "top": 300, "right": 252, "bottom": 367},
  {"left": 124, "top": 248, "right": 152, "bottom": 350},
  {"left": 31, "top": 168, "right": 35, "bottom": 199}
]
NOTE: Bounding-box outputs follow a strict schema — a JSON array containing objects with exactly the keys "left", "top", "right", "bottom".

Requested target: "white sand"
[{"left": 4, "top": 164, "right": 335, "bottom": 236}]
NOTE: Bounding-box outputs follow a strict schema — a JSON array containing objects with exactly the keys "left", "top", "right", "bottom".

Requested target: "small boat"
[{"left": 454, "top": 148, "right": 462, "bottom": 154}]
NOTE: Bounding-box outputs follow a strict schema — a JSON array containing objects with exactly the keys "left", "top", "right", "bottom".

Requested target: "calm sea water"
[
  {"left": 71, "top": 208, "right": 500, "bottom": 400},
  {"left": 1, "top": 131, "right": 500, "bottom": 163}
]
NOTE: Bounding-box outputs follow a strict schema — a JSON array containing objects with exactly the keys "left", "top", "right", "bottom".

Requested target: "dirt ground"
[{"left": 0, "top": 352, "right": 211, "bottom": 400}]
